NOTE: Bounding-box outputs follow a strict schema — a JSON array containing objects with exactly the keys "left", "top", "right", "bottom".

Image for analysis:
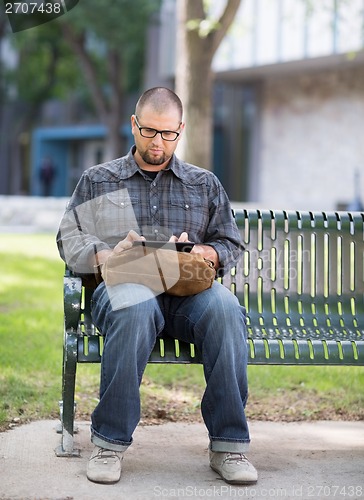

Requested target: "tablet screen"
[{"left": 132, "top": 241, "right": 194, "bottom": 252}]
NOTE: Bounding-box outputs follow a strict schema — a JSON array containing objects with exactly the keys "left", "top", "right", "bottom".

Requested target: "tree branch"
[
  {"left": 211, "top": 0, "right": 242, "bottom": 55},
  {"left": 61, "top": 23, "right": 109, "bottom": 120},
  {"left": 15, "top": 43, "right": 61, "bottom": 133},
  {"left": 106, "top": 48, "right": 123, "bottom": 124}
]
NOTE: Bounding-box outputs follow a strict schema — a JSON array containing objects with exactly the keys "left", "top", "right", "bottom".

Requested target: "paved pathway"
[{"left": 0, "top": 420, "right": 363, "bottom": 499}]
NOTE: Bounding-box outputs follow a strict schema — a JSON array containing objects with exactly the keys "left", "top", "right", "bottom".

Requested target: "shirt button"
[
  {"left": 152, "top": 182, "right": 156, "bottom": 187},
  {"left": 153, "top": 205, "right": 157, "bottom": 210},
  {"left": 185, "top": 204, "right": 189, "bottom": 209}
]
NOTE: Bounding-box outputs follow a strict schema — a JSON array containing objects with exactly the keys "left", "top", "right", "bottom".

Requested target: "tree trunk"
[
  {"left": 62, "top": 24, "right": 124, "bottom": 161},
  {"left": 103, "top": 113, "right": 124, "bottom": 160},
  {"left": 175, "top": 0, "right": 242, "bottom": 170},
  {"left": 105, "top": 48, "right": 124, "bottom": 160}
]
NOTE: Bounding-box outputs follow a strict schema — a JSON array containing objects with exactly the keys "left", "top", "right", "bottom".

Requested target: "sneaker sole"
[
  {"left": 87, "top": 474, "right": 121, "bottom": 485},
  {"left": 210, "top": 464, "right": 258, "bottom": 485}
]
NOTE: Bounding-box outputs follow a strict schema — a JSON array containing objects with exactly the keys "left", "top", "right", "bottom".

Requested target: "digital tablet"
[{"left": 133, "top": 241, "right": 194, "bottom": 252}]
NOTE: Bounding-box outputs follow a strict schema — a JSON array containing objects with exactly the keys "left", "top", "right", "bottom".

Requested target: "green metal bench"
[{"left": 55, "top": 209, "right": 364, "bottom": 456}]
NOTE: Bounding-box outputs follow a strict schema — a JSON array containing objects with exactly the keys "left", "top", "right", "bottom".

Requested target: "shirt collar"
[
  {"left": 120, "top": 146, "right": 185, "bottom": 181},
  {"left": 118, "top": 146, "right": 141, "bottom": 179}
]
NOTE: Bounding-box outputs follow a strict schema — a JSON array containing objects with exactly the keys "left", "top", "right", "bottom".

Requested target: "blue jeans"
[{"left": 90, "top": 281, "right": 250, "bottom": 453}]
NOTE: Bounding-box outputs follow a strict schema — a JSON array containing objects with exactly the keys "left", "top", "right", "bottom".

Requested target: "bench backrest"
[
  {"left": 65, "top": 209, "right": 364, "bottom": 365},
  {"left": 230, "top": 210, "right": 364, "bottom": 340}
]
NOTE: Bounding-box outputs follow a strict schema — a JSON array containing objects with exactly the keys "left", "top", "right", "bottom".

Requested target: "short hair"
[{"left": 135, "top": 87, "right": 183, "bottom": 121}]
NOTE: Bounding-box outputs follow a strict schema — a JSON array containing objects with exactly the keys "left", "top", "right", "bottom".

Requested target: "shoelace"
[
  {"left": 94, "top": 448, "right": 120, "bottom": 463},
  {"left": 223, "top": 453, "right": 249, "bottom": 464}
]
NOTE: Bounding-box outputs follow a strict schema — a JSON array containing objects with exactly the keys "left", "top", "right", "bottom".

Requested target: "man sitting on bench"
[{"left": 57, "top": 87, "right": 258, "bottom": 486}]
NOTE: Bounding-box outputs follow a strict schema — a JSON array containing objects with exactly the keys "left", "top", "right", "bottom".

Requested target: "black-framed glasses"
[{"left": 134, "top": 116, "right": 180, "bottom": 142}]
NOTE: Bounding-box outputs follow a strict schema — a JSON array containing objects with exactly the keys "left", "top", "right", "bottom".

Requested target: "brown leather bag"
[{"left": 102, "top": 246, "right": 216, "bottom": 296}]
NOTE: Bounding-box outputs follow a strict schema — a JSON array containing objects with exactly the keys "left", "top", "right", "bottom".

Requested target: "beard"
[{"left": 141, "top": 148, "right": 171, "bottom": 166}]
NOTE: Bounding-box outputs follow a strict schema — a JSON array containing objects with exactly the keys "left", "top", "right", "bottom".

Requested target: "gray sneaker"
[
  {"left": 87, "top": 446, "right": 123, "bottom": 484},
  {"left": 209, "top": 450, "right": 258, "bottom": 485}
]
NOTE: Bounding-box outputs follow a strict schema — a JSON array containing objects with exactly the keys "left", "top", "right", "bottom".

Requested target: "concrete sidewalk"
[{"left": 0, "top": 420, "right": 363, "bottom": 500}]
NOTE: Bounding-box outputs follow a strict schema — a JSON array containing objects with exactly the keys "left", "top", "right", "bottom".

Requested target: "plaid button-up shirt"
[{"left": 57, "top": 147, "right": 243, "bottom": 274}]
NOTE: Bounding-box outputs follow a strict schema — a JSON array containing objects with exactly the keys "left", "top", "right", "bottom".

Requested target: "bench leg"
[{"left": 55, "top": 332, "right": 80, "bottom": 457}]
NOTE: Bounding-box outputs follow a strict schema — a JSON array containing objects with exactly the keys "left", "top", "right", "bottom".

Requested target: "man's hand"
[
  {"left": 169, "top": 232, "right": 189, "bottom": 243},
  {"left": 169, "top": 232, "right": 219, "bottom": 269},
  {"left": 191, "top": 244, "right": 219, "bottom": 269},
  {"left": 92, "top": 230, "right": 145, "bottom": 269},
  {"left": 113, "top": 230, "right": 145, "bottom": 254}
]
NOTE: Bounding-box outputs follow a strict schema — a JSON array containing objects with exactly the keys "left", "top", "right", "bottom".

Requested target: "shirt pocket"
[
  {"left": 169, "top": 187, "right": 208, "bottom": 238},
  {"left": 95, "top": 188, "right": 140, "bottom": 242}
]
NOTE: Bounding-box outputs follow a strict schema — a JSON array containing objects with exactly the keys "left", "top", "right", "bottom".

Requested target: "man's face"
[{"left": 131, "top": 105, "right": 184, "bottom": 168}]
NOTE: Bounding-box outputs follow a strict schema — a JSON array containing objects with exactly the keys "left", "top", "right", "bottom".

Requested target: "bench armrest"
[{"left": 64, "top": 274, "right": 82, "bottom": 332}]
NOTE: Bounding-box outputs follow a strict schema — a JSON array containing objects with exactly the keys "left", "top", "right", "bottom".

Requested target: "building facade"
[{"left": 219, "top": 0, "right": 364, "bottom": 209}]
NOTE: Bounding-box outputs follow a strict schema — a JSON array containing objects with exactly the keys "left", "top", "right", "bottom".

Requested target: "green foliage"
[
  {"left": 65, "top": 0, "right": 161, "bottom": 91},
  {"left": 67, "top": 0, "right": 160, "bottom": 48},
  {"left": 6, "top": 23, "right": 80, "bottom": 102},
  {"left": 186, "top": 18, "right": 221, "bottom": 39},
  {"left": 5, "top": 0, "right": 161, "bottom": 106}
]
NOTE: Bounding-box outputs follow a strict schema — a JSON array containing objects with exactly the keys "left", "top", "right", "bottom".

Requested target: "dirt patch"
[
  {"left": 246, "top": 391, "right": 364, "bottom": 422},
  {"left": 2, "top": 387, "right": 362, "bottom": 433},
  {"left": 76, "top": 387, "right": 364, "bottom": 426}
]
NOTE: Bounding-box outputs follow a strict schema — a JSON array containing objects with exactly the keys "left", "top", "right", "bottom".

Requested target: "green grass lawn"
[
  {"left": 0, "top": 234, "right": 64, "bottom": 429},
  {"left": 0, "top": 234, "right": 363, "bottom": 431}
]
